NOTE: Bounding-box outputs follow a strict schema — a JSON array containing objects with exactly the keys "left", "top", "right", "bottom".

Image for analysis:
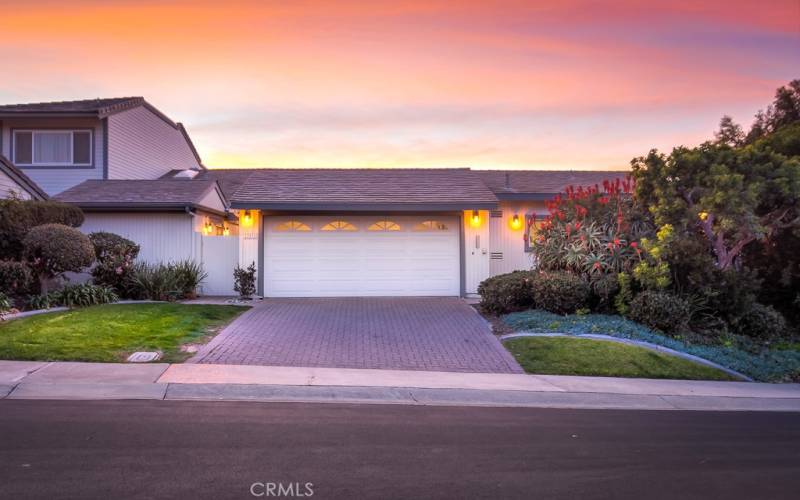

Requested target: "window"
[
  {"left": 413, "top": 220, "right": 448, "bottom": 231},
  {"left": 368, "top": 220, "right": 401, "bottom": 231},
  {"left": 320, "top": 220, "right": 358, "bottom": 231},
  {"left": 13, "top": 130, "right": 92, "bottom": 166},
  {"left": 275, "top": 220, "right": 311, "bottom": 232}
]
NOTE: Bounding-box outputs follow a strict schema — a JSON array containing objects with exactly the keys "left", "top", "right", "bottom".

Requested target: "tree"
[
  {"left": 745, "top": 79, "right": 800, "bottom": 143},
  {"left": 715, "top": 115, "right": 744, "bottom": 147},
  {"left": 632, "top": 137, "right": 800, "bottom": 270},
  {"left": 23, "top": 224, "right": 95, "bottom": 293},
  {"left": 633, "top": 79, "right": 800, "bottom": 272},
  {"left": 0, "top": 199, "right": 84, "bottom": 260}
]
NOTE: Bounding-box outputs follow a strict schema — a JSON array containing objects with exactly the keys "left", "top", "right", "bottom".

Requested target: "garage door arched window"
[
  {"left": 320, "top": 220, "right": 358, "bottom": 231},
  {"left": 413, "top": 220, "right": 448, "bottom": 231},
  {"left": 368, "top": 220, "right": 401, "bottom": 231},
  {"left": 275, "top": 220, "right": 312, "bottom": 232}
]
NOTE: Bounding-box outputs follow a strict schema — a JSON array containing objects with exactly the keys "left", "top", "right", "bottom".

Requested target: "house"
[
  {"left": 2, "top": 97, "right": 629, "bottom": 297},
  {"left": 0, "top": 154, "right": 48, "bottom": 200},
  {"left": 0, "top": 97, "right": 203, "bottom": 195}
]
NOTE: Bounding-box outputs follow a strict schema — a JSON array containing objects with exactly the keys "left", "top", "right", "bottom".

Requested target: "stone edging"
[
  {"left": 1, "top": 300, "right": 167, "bottom": 321},
  {"left": 499, "top": 331, "right": 753, "bottom": 382}
]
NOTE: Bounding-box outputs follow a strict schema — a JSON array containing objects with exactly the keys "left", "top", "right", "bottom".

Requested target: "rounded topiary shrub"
[
  {"left": 23, "top": 224, "right": 95, "bottom": 293},
  {"left": 531, "top": 271, "right": 590, "bottom": 315},
  {"left": 0, "top": 260, "right": 34, "bottom": 295},
  {"left": 477, "top": 270, "right": 537, "bottom": 315},
  {"left": 89, "top": 231, "right": 140, "bottom": 296},
  {"left": 628, "top": 290, "right": 691, "bottom": 334},
  {"left": 733, "top": 303, "right": 788, "bottom": 340}
]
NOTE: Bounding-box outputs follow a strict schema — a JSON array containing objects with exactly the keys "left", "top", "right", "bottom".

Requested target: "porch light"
[
  {"left": 510, "top": 213, "right": 522, "bottom": 230},
  {"left": 470, "top": 210, "right": 481, "bottom": 227},
  {"left": 203, "top": 222, "right": 213, "bottom": 235},
  {"left": 223, "top": 226, "right": 230, "bottom": 236},
  {"left": 242, "top": 210, "right": 253, "bottom": 227}
]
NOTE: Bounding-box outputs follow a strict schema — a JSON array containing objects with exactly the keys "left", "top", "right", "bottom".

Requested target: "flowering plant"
[{"left": 531, "top": 177, "right": 653, "bottom": 276}]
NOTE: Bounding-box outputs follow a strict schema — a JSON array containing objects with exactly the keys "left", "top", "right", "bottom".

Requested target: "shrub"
[
  {"left": 531, "top": 271, "right": 590, "bottom": 315},
  {"left": 23, "top": 224, "right": 95, "bottom": 293},
  {"left": 89, "top": 232, "right": 140, "bottom": 296},
  {"left": 126, "top": 260, "right": 206, "bottom": 301},
  {"left": 0, "top": 199, "right": 84, "bottom": 260},
  {"left": 52, "top": 284, "right": 119, "bottom": 308},
  {"left": 732, "top": 303, "right": 788, "bottom": 340},
  {"left": 589, "top": 272, "right": 619, "bottom": 312},
  {"left": 27, "top": 293, "right": 53, "bottom": 310},
  {"left": 127, "top": 262, "right": 180, "bottom": 301},
  {"left": 0, "top": 292, "right": 10, "bottom": 315},
  {"left": 628, "top": 290, "right": 691, "bottom": 334},
  {"left": 0, "top": 260, "right": 34, "bottom": 295},
  {"left": 233, "top": 262, "right": 257, "bottom": 298},
  {"left": 531, "top": 177, "right": 652, "bottom": 275},
  {"left": 172, "top": 260, "right": 207, "bottom": 297},
  {"left": 477, "top": 271, "right": 536, "bottom": 315},
  {"left": 25, "top": 284, "right": 118, "bottom": 309}
]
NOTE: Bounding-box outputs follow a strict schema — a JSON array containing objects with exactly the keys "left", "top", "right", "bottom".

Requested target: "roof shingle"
[
  {"left": 54, "top": 179, "right": 223, "bottom": 212},
  {"left": 0, "top": 97, "right": 143, "bottom": 116},
  {"left": 226, "top": 168, "right": 498, "bottom": 209},
  {"left": 476, "top": 170, "right": 629, "bottom": 195}
]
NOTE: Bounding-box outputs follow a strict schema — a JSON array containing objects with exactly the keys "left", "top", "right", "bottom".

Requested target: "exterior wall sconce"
[
  {"left": 242, "top": 210, "right": 253, "bottom": 227},
  {"left": 203, "top": 222, "right": 214, "bottom": 235},
  {"left": 470, "top": 210, "right": 481, "bottom": 227},
  {"left": 510, "top": 213, "right": 522, "bottom": 230},
  {"left": 223, "top": 226, "right": 230, "bottom": 236}
]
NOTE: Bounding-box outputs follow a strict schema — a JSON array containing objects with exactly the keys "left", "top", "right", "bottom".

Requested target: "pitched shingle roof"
[
  {"left": 0, "top": 155, "right": 48, "bottom": 200},
  {"left": 0, "top": 97, "right": 144, "bottom": 116},
  {"left": 54, "top": 179, "right": 226, "bottom": 214},
  {"left": 476, "top": 170, "right": 629, "bottom": 197},
  {"left": 226, "top": 168, "right": 499, "bottom": 210}
]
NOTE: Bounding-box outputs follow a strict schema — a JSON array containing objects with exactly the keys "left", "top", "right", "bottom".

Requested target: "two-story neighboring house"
[{"left": 0, "top": 97, "right": 203, "bottom": 195}]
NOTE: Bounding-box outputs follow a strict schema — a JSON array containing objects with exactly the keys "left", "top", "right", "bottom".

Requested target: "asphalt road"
[{"left": 0, "top": 400, "right": 798, "bottom": 500}]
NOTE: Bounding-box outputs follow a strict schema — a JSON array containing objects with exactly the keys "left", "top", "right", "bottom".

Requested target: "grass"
[
  {"left": 504, "top": 336, "right": 736, "bottom": 381},
  {"left": 503, "top": 310, "right": 800, "bottom": 382},
  {"left": 0, "top": 303, "right": 249, "bottom": 363}
]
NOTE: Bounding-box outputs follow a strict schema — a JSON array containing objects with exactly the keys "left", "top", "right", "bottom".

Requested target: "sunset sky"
[{"left": 1, "top": 0, "right": 798, "bottom": 170}]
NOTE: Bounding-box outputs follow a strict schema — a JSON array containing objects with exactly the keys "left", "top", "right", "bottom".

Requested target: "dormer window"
[{"left": 13, "top": 129, "right": 92, "bottom": 167}]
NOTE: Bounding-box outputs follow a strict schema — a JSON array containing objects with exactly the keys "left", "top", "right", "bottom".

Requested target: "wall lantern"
[
  {"left": 223, "top": 226, "right": 230, "bottom": 236},
  {"left": 203, "top": 222, "right": 214, "bottom": 235},
  {"left": 510, "top": 213, "right": 522, "bottom": 230},
  {"left": 470, "top": 210, "right": 481, "bottom": 227},
  {"left": 242, "top": 210, "right": 253, "bottom": 227}
]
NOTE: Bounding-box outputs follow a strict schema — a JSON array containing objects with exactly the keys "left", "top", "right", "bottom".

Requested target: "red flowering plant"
[{"left": 531, "top": 177, "right": 653, "bottom": 277}]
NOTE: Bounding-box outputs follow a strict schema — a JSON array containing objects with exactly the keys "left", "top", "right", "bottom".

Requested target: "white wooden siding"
[
  {"left": 0, "top": 117, "right": 103, "bottom": 195},
  {"left": 488, "top": 201, "right": 548, "bottom": 276},
  {"left": 107, "top": 106, "right": 201, "bottom": 179},
  {"left": 0, "top": 169, "right": 32, "bottom": 199},
  {"left": 238, "top": 209, "right": 261, "bottom": 283},
  {"left": 80, "top": 213, "right": 198, "bottom": 263},
  {"left": 197, "top": 234, "right": 239, "bottom": 295},
  {"left": 79, "top": 212, "right": 239, "bottom": 295},
  {"left": 463, "top": 209, "right": 490, "bottom": 295}
]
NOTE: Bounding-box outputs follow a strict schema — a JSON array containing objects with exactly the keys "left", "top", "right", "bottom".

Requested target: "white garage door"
[{"left": 264, "top": 215, "right": 460, "bottom": 297}]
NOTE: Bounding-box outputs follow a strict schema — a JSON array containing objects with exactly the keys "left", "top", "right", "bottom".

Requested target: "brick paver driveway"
[{"left": 191, "top": 298, "right": 523, "bottom": 373}]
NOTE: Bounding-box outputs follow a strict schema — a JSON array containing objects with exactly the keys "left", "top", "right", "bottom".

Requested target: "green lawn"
[
  {"left": 0, "top": 303, "right": 249, "bottom": 363},
  {"left": 504, "top": 336, "right": 736, "bottom": 381}
]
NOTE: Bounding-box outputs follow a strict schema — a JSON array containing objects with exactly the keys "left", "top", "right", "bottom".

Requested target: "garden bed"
[
  {"left": 502, "top": 310, "right": 800, "bottom": 382},
  {"left": 0, "top": 303, "right": 249, "bottom": 363}
]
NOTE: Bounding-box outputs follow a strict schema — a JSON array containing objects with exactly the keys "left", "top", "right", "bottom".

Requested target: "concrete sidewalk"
[{"left": 1, "top": 360, "right": 799, "bottom": 412}]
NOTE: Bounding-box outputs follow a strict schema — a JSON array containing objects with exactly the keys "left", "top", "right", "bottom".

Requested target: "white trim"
[{"left": 13, "top": 129, "right": 93, "bottom": 167}]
